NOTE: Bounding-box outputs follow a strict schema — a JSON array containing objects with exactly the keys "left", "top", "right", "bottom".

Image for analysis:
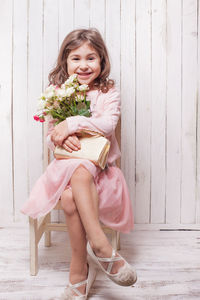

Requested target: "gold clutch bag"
[{"left": 54, "top": 131, "right": 110, "bottom": 170}]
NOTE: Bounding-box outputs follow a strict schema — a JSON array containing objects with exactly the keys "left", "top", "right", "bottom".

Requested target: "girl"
[{"left": 21, "top": 28, "right": 137, "bottom": 299}]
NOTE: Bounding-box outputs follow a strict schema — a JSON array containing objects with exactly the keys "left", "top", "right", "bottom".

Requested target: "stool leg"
[
  {"left": 111, "top": 231, "right": 120, "bottom": 251},
  {"left": 111, "top": 230, "right": 118, "bottom": 250},
  {"left": 29, "top": 217, "right": 38, "bottom": 276},
  {"left": 44, "top": 213, "right": 51, "bottom": 247}
]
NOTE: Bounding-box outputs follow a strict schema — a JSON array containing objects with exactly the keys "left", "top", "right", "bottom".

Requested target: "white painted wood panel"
[
  {"left": 43, "top": 0, "right": 59, "bottom": 222},
  {"left": 0, "top": 0, "right": 13, "bottom": 224},
  {"left": 58, "top": 0, "right": 74, "bottom": 46},
  {"left": 27, "top": 0, "right": 44, "bottom": 197},
  {"left": 105, "top": 0, "right": 121, "bottom": 86},
  {"left": 135, "top": 0, "right": 152, "bottom": 223},
  {"left": 1, "top": 0, "right": 200, "bottom": 227},
  {"left": 181, "top": 0, "right": 198, "bottom": 223},
  {"left": 12, "top": 0, "right": 29, "bottom": 221},
  {"left": 43, "top": 0, "right": 59, "bottom": 88},
  {"left": 74, "top": 0, "right": 90, "bottom": 28},
  {"left": 151, "top": 0, "right": 166, "bottom": 223},
  {"left": 166, "top": 0, "right": 182, "bottom": 224},
  {"left": 90, "top": 0, "right": 105, "bottom": 37},
  {"left": 197, "top": 0, "right": 200, "bottom": 224},
  {"left": 121, "top": 0, "right": 136, "bottom": 218}
]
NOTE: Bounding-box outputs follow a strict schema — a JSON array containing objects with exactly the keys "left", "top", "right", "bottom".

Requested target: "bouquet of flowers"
[
  {"left": 33, "top": 74, "right": 91, "bottom": 125},
  {"left": 33, "top": 74, "right": 110, "bottom": 169}
]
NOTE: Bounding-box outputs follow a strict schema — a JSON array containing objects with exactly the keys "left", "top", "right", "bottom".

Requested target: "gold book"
[{"left": 54, "top": 133, "right": 110, "bottom": 170}]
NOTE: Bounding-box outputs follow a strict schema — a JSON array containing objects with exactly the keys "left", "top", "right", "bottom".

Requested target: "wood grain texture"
[
  {"left": 151, "top": 0, "right": 166, "bottom": 223},
  {"left": 0, "top": 224, "right": 200, "bottom": 299},
  {"left": 1, "top": 0, "right": 200, "bottom": 226},
  {"left": 0, "top": 0, "right": 13, "bottom": 224},
  {"left": 181, "top": 0, "right": 198, "bottom": 223},
  {"left": 166, "top": 0, "right": 182, "bottom": 224},
  {"left": 58, "top": 0, "right": 74, "bottom": 46},
  {"left": 105, "top": 0, "right": 121, "bottom": 86},
  {"left": 12, "top": 0, "right": 29, "bottom": 222},
  {"left": 135, "top": 0, "right": 152, "bottom": 224},
  {"left": 120, "top": 0, "right": 136, "bottom": 210},
  {"left": 74, "top": 0, "right": 90, "bottom": 28},
  {"left": 43, "top": 0, "right": 59, "bottom": 223},
  {"left": 90, "top": 0, "right": 105, "bottom": 37},
  {"left": 197, "top": 0, "right": 200, "bottom": 224},
  {"left": 27, "top": 0, "right": 43, "bottom": 207}
]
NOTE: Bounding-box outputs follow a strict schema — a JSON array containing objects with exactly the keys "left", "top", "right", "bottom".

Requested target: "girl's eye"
[
  {"left": 88, "top": 57, "right": 95, "bottom": 60},
  {"left": 72, "top": 58, "right": 79, "bottom": 61}
]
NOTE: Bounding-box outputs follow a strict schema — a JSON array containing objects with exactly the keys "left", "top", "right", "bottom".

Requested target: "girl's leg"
[
  {"left": 61, "top": 188, "right": 88, "bottom": 295},
  {"left": 70, "top": 166, "right": 124, "bottom": 273}
]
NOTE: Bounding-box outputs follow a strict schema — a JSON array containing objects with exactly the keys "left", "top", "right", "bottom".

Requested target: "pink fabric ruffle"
[{"left": 21, "top": 158, "right": 134, "bottom": 233}]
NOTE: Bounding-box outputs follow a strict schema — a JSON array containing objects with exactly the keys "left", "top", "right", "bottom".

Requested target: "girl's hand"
[
  {"left": 62, "top": 134, "right": 81, "bottom": 153},
  {"left": 51, "top": 120, "right": 69, "bottom": 147}
]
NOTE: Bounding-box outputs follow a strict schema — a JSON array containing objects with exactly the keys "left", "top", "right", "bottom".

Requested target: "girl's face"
[{"left": 67, "top": 42, "right": 101, "bottom": 86}]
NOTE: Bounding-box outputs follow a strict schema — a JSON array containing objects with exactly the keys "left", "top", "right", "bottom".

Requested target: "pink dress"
[{"left": 21, "top": 87, "right": 134, "bottom": 233}]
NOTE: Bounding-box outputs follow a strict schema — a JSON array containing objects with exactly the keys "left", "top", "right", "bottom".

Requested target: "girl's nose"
[{"left": 79, "top": 60, "right": 88, "bottom": 70}]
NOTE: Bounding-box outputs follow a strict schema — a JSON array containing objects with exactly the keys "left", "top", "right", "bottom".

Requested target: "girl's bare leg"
[
  {"left": 70, "top": 166, "right": 124, "bottom": 273},
  {"left": 61, "top": 189, "right": 88, "bottom": 295}
]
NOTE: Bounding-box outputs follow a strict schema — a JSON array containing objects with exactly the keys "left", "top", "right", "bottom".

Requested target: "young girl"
[{"left": 21, "top": 28, "right": 137, "bottom": 299}]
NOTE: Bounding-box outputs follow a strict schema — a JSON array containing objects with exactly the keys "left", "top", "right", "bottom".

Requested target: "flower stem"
[{"left": 84, "top": 91, "right": 86, "bottom": 103}]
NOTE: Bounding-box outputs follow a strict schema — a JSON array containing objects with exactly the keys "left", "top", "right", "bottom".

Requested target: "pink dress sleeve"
[{"left": 66, "top": 87, "right": 121, "bottom": 137}]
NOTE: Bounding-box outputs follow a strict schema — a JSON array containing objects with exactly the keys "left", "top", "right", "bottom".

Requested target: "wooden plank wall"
[{"left": 0, "top": 0, "right": 200, "bottom": 228}]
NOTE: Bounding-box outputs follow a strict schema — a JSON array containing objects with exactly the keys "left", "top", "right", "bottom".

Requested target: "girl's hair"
[{"left": 48, "top": 28, "right": 114, "bottom": 93}]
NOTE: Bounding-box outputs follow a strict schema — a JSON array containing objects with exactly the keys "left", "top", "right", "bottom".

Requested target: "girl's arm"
[
  {"left": 46, "top": 118, "right": 56, "bottom": 151},
  {"left": 46, "top": 118, "right": 80, "bottom": 152},
  {"left": 66, "top": 88, "right": 120, "bottom": 137}
]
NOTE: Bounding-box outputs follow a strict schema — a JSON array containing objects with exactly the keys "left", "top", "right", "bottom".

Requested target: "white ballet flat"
[
  {"left": 60, "top": 259, "right": 97, "bottom": 300},
  {"left": 87, "top": 241, "right": 137, "bottom": 287}
]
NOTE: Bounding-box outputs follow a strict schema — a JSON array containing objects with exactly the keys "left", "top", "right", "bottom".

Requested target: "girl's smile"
[
  {"left": 77, "top": 72, "right": 92, "bottom": 79},
  {"left": 67, "top": 42, "right": 101, "bottom": 86}
]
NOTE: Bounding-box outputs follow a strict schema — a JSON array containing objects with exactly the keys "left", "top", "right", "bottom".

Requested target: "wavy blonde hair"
[{"left": 48, "top": 28, "right": 114, "bottom": 93}]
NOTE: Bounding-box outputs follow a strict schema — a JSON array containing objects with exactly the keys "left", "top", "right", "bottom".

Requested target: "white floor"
[{"left": 0, "top": 224, "right": 200, "bottom": 300}]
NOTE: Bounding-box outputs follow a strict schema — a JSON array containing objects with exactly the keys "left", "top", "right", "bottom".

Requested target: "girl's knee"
[
  {"left": 61, "top": 189, "right": 77, "bottom": 216},
  {"left": 71, "top": 166, "right": 93, "bottom": 184}
]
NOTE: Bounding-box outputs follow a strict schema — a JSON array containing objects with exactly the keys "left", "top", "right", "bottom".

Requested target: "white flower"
[
  {"left": 45, "top": 91, "right": 54, "bottom": 99},
  {"left": 46, "top": 85, "right": 55, "bottom": 93},
  {"left": 78, "top": 84, "right": 89, "bottom": 91},
  {"left": 65, "top": 74, "right": 77, "bottom": 85},
  {"left": 56, "top": 88, "right": 68, "bottom": 98},
  {"left": 73, "top": 83, "right": 79, "bottom": 89},
  {"left": 42, "top": 85, "right": 56, "bottom": 99},
  {"left": 37, "top": 99, "right": 46, "bottom": 111},
  {"left": 66, "top": 87, "right": 75, "bottom": 97},
  {"left": 76, "top": 94, "right": 85, "bottom": 102}
]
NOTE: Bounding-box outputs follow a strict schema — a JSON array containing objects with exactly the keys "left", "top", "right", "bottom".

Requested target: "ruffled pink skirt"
[{"left": 21, "top": 159, "right": 134, "bottom": 233}]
